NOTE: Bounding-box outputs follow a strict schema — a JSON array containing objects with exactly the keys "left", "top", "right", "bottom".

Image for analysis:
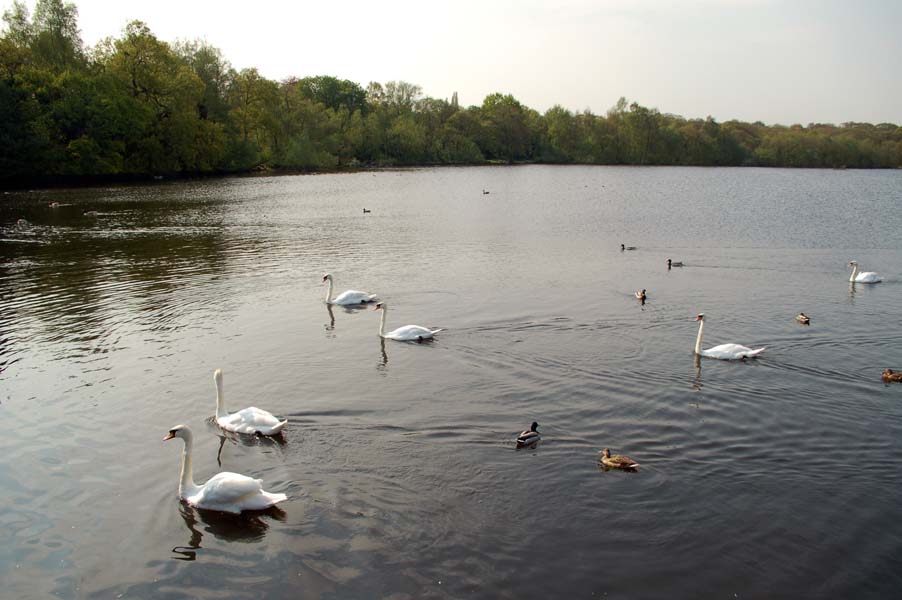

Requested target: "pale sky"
[{"left": 3, "top": 0, "right": 900, "bottom": 125}]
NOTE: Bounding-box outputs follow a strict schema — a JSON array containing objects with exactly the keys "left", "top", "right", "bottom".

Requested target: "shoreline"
[{"left": 3, "top": 162, "right": 896, "bottom": 193}]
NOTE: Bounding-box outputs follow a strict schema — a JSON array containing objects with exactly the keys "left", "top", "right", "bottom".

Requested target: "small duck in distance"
[
  {"left": 795, "top": 312, "right": 811, "bottom": 325},
  {"left": 516, "top": 422, "right": 540, "bottom": 447},
  {"left": 882, "top": 369, "right": 902, "bottom": 383},
  {"left": 635, "top": 289, "right": 647, "bottom": 301},
  {"left": 621, "top": 244, "right": 637, "bottom": 251},
  {"left": 49, "top": 201, "right": 60, "bottom": 208},
  {"left": 667, "top": 258, "right": 684, "bottom": 268},
  {"left": 363, "top": 208, "right": 371, "bottom": 214},
  {"left": 600, "top": 448, "right": 639, "bottom": 470},
  {"left": 482, "top": 189, "right": 490, "bottom": 195},
  {"left": 83, "top": 210, "right": 98, "bottom": 217}
]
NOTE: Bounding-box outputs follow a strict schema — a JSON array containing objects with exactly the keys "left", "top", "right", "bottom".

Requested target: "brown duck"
[
  {"left": 882, "top": 369, "right": 902, "bottom": 383},
  {"left": 600, "top": 448, "right": 639, "bottom": 469}
]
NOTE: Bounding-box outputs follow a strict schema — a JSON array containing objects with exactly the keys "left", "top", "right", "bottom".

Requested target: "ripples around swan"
[{"left": 2, "top": 167, "right": 902, "bottom": 598}]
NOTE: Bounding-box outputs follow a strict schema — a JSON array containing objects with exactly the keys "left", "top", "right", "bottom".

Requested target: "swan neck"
[
  {"left": 378, "top": 306, "right": 387, "bottom": 337},
  {"left": 179, "top": 434, "right": 197, "bottom": 498},
  {"left": 325, "top": 278, "right": 334, "bottom": 302},
  {"left": 694, "top": 319, "right": 704, "bottom": 355},
  {"left": 849, "top": 264, "right": 858, "bottom": 282},
  {"left": 215, "top": 376, "right": 227, "bottom": 418}
]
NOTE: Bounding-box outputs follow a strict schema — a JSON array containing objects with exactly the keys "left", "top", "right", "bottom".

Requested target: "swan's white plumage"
[
  {"left": 165, "top": 425, "right": 287, "bottom": 514},
  {"left": 375, "top": 302, "right": 441, "bottom": 341},
  {"left": 693, "top": 314, "right": 765, "bottom": 360},
  {"left": 323, "top": 274, "right": 377, "bottom": 305},
  {"left": 699, "top": 343, "right": 766, "bottom": 360},
  {"left": 384, "top": 324, "right": 443, "bottom": 341},
  {"left": 849, "top": 261, "right": 881, "bottom": 283},
  {"left": 214, "top": 369, "right": 286, "bottom": 435}
]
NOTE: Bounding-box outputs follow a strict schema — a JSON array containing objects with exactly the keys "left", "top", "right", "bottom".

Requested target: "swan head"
[
  {"left": 322, "top": 273, "right": 333, "bottom": 282},
  {"left": 848, "top": 261, "right": 858, "bottom": 267},
  {"left": 694, "top": 313, "right": 705, "bottom": 322},
  {"left": 373, "top": 302, "right": 385, "bottom": 311},
  {"left": 213, "top": 368, "right": 222, "bottom": 384},
  {"left": 164, "top": 424, "right": 191, "bottom": 442}
]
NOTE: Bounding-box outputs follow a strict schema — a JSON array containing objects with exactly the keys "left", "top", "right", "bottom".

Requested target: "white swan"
[
  {"left": 214, "top": 369, "right": 286, "bottom": 435},
  {"left": 694, "top": 313, "right": 765, "bottom": 360},
  {"left": 163, "top": 424, "right": 287, "bottom": 514},
  {"left": 322, "top": 273, "right": 378, "bottom": 305},
  {"left": 848, "top": 261, "right": 881, "bottom": 283},
  {"left": 374, "top": 302, "right": 442, "bottom": 341}
]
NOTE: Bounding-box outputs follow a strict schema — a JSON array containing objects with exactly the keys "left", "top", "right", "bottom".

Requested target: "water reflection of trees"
[
  {"left": 1, "top": 196, "right": 236, "bottom": 360},
  {"left": 172, "top": 501, "right": 286, "bottom": 560}
]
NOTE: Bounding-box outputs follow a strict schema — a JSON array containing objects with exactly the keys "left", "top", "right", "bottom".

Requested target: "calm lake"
[{"left": 2, "top": 165, "right": 901, "bottom": 599}]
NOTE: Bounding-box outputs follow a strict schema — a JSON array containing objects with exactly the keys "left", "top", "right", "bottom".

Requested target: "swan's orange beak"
[
  {"left": 163, "top": 432, "right": 175, "bottom": 441},
  {"left": 694, "top": 315, "right": 702, "bottom": 321}
]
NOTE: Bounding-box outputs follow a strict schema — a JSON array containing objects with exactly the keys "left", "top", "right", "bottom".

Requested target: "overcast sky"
[{"left": 4, "top": 0, "right": 900, "bottom": 125}]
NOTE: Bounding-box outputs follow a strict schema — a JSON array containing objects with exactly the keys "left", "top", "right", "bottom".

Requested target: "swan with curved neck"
[
  {"left": 848, "top": 261, "right": 881, "bottom": 283},
  {"left": 693, "top": 313, "right": 765, "bottom": 360},
  {"left": 374, "top": 302, "right": 442, "bottom": 341},
  {"left": 163, "top": 425, "right": 287, "bottom": 513},
  {"left": 214, "top": 369, "right": 286, "bottom": 435},
  {"left": 322, "top": 273, "right": 378, "bottom": 305}
]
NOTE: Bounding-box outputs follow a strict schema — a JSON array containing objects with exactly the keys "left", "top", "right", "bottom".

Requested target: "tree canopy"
[{"left": 2, "top": 4, "right": 900, "bottom": 184}]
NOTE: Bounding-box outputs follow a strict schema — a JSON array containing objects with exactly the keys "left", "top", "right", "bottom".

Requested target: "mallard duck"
[
  {"left": 635, "top": 289, "right": 647, "bottom": 301},
  {"left": 667, "top": 258, "right": 684, "bottom": 268},
  {"left": 795, "top": 313, "right": 810, "bottom": 325},
  {"left": 600, "top": 448, "right": 639, "bottom": 469},
  {"left": 882, "top": 369, "right": 902, "bottom": 383},
  {"left": 621, "top": 244, "right": 637, "bottom": 251},
  {"left": 516, "top": 422, "right": 540, "bottom": 446},
  {"left": 363, "top": 208, "right": 371, "bottom": 213}
]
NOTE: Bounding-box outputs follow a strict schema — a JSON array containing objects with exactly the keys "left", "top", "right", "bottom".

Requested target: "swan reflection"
[
  {"left": 208, "top": 422, "right": 287, "bottom": 467},
  {"left": 691, "top": 354, "right": 703, "bottom": 391},
  {"left": 324, "top": 304, "right": 335, "bottom": 332},
  {"left": 172, "top": 501, "right": 286, "bottom": 560},
  {"left": 377, "top": 338, "right": 389, "bottom": 372}
]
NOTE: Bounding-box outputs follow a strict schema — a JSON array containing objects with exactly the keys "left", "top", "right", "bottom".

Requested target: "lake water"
[{"left": 2, "top": 166, "right": 901, "bottom": 599}]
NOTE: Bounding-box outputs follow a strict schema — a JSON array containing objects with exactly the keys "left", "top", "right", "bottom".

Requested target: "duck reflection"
[{"left": 172, "top": 501, "right": 286, "bottom": 560}]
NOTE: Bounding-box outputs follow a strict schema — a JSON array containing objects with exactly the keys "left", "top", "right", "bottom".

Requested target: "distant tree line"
[{"left": 2, "top": 0, "right": 901, "bottom": 185}]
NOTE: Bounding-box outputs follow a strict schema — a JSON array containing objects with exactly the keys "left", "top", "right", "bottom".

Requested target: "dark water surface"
[{"left": 2, "top": 166, "right": 901, "bottom": 599}]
